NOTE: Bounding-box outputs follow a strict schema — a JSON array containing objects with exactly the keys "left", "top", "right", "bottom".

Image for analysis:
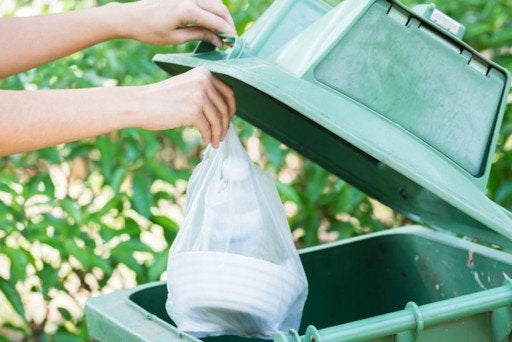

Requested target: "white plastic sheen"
[{"left": 165, "top": 127, "right": 308, "bottom": 339}]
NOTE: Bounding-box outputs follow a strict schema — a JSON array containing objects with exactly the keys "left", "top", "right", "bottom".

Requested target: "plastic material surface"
[
  {"left": 165, "top": 128, "right": 307, "bottom": 339},
  {"left": 85, "top": 1, "right": 512, "bottom": 340},
  {"left": 152, "top": 0, "right": 512, "bottom": 247},
  {"left": 86, "top": 226, "right": 512, "bottom": 341}
]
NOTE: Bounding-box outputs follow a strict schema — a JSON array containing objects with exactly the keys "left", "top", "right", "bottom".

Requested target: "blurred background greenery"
[{"left": 0, "top": 0, "right": 510, "bottom": 340}]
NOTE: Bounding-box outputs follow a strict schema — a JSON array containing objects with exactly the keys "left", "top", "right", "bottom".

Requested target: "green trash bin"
[{"left": 85, "top": 0, "right": 512, "bottom": 341}]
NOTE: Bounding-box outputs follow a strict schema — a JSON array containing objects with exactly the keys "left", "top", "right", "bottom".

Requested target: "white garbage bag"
[{"left": 165, "top": 127, "right": 308, "bottom": 339}]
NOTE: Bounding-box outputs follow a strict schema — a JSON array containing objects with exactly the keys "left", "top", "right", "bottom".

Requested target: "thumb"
[{"left": 169, "top": 27, "right": 223, "bottom": 47}]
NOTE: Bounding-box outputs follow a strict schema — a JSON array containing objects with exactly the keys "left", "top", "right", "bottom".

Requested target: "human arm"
[
  {"left": 0, "top": 67, "right": 235, "bottom": 156},
  {"left": 0, "top": 0, "right": 236, "bottom": 78}
]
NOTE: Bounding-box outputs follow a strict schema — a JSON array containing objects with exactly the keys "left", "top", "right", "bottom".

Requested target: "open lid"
[{"left": 153, "top": 0, "right": 512, "bottom": 247}]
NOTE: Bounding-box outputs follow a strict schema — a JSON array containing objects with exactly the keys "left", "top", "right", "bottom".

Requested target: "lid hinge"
[{"left": 412, "top": 4, "right": 465, "bottom": 39}]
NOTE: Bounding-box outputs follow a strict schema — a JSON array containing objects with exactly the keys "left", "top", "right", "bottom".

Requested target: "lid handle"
[
  {"left": 194, "top": 34, "right": 249, "bottom": 59},
  {"left": 412, "top": 4, "right": 465, "bottom": 39}
]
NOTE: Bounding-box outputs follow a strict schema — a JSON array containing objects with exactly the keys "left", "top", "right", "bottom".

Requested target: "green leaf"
[
  {"left": 64, "top": 239, "right": 90, "bottom": 269},
  {"left": 0, "top": 278, "right": 26, "bottom": 319},
  {"left": 494, "top": 180, "right": 512, "bottom": 205},
  {"left": 151, "top": 215, "right": 179, "bottom": 242},
  {"left": 38, "top": 263, "right": 60, "bottom": 297},
  {"left": 96, "top": 135, "right": 116, "bottom": 181},
  {"left": 115, "top": 239, "right": 153, "bottom": 253},
  {"left": 98, "top": 224, "right": 120, "bottom": 242},
  {"left": 4, "top": 248, "right": 28, "bottom": 282},
  {"left": 123, "top": 139, "right": 141, "bottom": 164},
  {"left": 92, "top": 195, "right": 121, "bottom": 219},
  {"left": 359, "top": 215, "right": 388, "bottom": 231},
  {"left": 111, "top": 247, "right": 142, "bottom": 274},
  {"left": 110, "top": 168, "right": 127, "bottom": 193},
  {"left": 493, "top": 55, "right": 512, "bottom": 73},
  {"left": 305, "top": 163, "right": 329, "bottom": 203},
  {"left": 490, "top": 28, "right": 512, "bottom": 46},
  {"left": 154, "top": 191, "right": 174, "bottom": 201},
  {"left": 123, "top": 217, "right": 141, "bottom": 237},
  {"left": 1, "top": 322, "right": 28, "bottom": 335},
  {"left": 57, "top": 307, "right": 73, "bottom": 321},
  {"left": 132, "top": 171, "right": 152, "bottom": 218},
  {"left": 61, "top": 198, "right": 82, "bottom": 225},
  {"left": 0, "top": 182, "right": 17, "bottom": 195},
  {"left": 148, "top": 252, "right": 168, "bottom": 281},
  {"left": 276, "top": 182, "right": 302, "bottom": 204},
  {"left": 42, "top": 213, "right": 69, "bottom": 232},
  {"left": 52, "top": 328, "right": 84, "bottom": 342},
  {"left": 91, "top": 254, "right": 113, "bottom": 275},
  {"left": 148, "top": 162, "right": 190, "bottom": 185},
  {"left": 38, "top": 147, "right": 60, "bottom": 164},
  {"left": 41, "top": 173, "right": 56, "bottom": 196},
  {"left": 0, "top": 174, "right": 18, "bottom": 184},
  {"left": 111, "top": 239, "right": 153, "bottom": 276},
  {"left": 261, "top": 133, "right": 285, "bottom": 168},
  {"left": 66, "top": 142, "right": 94, "bottom": 160},
  {"left": 139, "top": 130, "right": 161, "bottom": 159},
  {"left": 329, "top": 221, "right": 355, "bottom": 240}
]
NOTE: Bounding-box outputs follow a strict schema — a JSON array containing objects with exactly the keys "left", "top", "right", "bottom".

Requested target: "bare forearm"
[
  {"left": 0, "top": 87, "right": 140, "bottom": 156},
  {"left": 0, "top": 3, "right": 123, "bottom": 78},
  {"left": 0, "top": 68, "right": 236, "bottom": 155},
  {"left": 0, "top": 0, "right": 236, "bottom": 78}
]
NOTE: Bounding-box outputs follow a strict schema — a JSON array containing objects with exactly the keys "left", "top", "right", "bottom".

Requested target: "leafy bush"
[{"left": 0, "top": 0, "right": 510, "bottom": 340}]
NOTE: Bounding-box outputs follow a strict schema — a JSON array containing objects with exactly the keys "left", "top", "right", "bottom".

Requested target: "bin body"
[{"left": 86, "top": 226, "right": 512, "bottom": 341}]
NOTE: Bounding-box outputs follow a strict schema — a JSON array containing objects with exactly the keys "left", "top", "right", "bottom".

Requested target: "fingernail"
[{"left": 213, "top": 39, "right": 222, "bottom": 48}]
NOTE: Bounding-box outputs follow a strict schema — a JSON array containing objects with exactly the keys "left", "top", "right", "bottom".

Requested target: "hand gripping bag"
[{"left": 165, "top": 127, "right": 308, "bottom": 339}]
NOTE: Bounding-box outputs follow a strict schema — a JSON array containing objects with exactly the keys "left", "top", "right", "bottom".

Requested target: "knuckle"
[
  {"left": 197, "top": 74, "right": 210, "bottom": 87},
  {"left": 203, "top": 30, "right": 214, "bottom": 41},
  {"left": 194, "top": 68, "right": 211, "bottom": 84},
  {"left": 199, "top": 88, "right": 208, "bottom": 100},
  {"left": 199, "top": 66, "right": 211, "bottom": 77}
]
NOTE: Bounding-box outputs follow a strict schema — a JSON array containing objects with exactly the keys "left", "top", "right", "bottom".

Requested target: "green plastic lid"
[{"left": 153, "top": 0, "right": 512, "bottom": 247}]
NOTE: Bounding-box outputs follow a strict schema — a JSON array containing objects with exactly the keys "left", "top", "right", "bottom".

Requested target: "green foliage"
[{"left": 0, "top": 0, "right": 510, "bottom": 339}]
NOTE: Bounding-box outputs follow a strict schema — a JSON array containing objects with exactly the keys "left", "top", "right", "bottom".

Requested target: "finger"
[
  {"left": 205, "top": 81, "right": 230, "bottom": 140},
  {"left": 197, "top": 0, "right": 236, "bottom": 32},
  {"left": 211, "top": 76, "right": 236, "bottom": 118},
  {"left": 201, "top": 94, "right": 223, "bottom": 148},
  {"left": 189, "top": 6, "right": 236, "bottom": 35},
  {"left": 194, "top": 112, "right": 212, "bottom": 146},
  {"left": 169, "top": 27, "right": 223, "bottom": 47}
]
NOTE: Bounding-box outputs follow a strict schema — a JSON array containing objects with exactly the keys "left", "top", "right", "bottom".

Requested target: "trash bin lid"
[{"left": 153, "top": 0, "right": 512, "bottom": 247}]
